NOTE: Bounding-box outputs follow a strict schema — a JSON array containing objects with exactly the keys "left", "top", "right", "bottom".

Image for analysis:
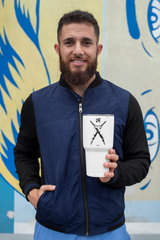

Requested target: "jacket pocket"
[{"left": 37, "top": 191, "right": 53, "bottom": 219}]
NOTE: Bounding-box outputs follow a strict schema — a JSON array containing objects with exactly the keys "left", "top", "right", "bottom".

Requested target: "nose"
[{"left": 73, "top": 42, "right": 84, "bottom": 55}]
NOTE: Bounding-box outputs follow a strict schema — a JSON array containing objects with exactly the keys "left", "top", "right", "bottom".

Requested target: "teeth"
[{"left": 73, "top": 60, "right": 84, "bottom": 63}]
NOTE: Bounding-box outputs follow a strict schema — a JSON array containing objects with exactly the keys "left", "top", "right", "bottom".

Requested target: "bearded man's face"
[{"left": 54, "top": 23, "right": 102, "bottom": 86}]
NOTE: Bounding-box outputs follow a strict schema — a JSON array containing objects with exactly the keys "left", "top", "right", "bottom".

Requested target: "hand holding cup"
[{"left": 99, "top": 149, "right": 119, "bottom": 183}]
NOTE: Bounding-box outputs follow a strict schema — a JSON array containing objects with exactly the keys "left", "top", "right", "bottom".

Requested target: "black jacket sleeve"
[
  {"left": 14, "top": 94, "right": 41, "bottom": 197},
  {"left": 107, "top": 93, "right": 151, "bottom": 187}
]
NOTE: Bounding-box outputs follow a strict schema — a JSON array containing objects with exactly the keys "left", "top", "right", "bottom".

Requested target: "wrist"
[
  {"left": 27, "top": 188, "right": 39, "bottom": 202},
  {"left": 25, "top": 184, "right": 40, "bottom": 201}
]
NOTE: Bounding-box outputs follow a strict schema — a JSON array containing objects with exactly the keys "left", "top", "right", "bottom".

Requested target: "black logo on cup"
[
  {"left": 96, "top": 118, "right": 101, "bottom": 123},
  {"left": 90, "top": 120, "right": 106, "bottom": 145}
]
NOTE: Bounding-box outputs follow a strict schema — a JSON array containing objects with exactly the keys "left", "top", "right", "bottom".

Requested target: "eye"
[
  {"left": 83, "top": 41, "right": 92, "bottom": 46},
  {"left": 64, "top": 41, "right": 74, "bottom": 46}
]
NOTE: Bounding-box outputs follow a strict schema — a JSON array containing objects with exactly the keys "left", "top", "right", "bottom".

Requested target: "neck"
[{"left": 66, "top": 74, "right": 96, "bottom": 97}]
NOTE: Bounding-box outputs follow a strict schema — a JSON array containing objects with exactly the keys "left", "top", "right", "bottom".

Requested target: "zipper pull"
[{"left": 79, "top": 103, "right": 83, "bottom": 113}]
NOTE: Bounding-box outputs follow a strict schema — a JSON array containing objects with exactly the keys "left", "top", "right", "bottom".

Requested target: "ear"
[
  {"left": 54, "top": 43, "right": 60, "bottom": 55},
  {"left": 97, "top": 44, "right": 103, "bottom": 56}
]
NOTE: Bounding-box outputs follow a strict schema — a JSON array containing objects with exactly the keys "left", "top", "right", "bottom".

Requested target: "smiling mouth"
[
  {"left": 73, "top": 60, "right": 85, "bottom": 63},
  {"left": 71, "top": 60, "right": 86, "bottom": 63}
]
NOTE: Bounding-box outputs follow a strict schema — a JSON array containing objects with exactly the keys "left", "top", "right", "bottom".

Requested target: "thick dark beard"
[{"left": 59, "top": 53, "right": 97, "bottom": 86}]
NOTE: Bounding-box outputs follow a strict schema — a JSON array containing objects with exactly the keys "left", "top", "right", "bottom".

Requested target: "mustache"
[{"left": 68, "top": 55, "right": 88, "bottom": 61}]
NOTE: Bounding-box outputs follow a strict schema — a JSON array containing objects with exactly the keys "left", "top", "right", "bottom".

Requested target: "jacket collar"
[{"left": 59, "top": 71, "right": 103, "bottom": 89}]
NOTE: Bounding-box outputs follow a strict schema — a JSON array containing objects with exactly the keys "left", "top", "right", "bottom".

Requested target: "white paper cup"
[{"left": 83, "top": 114, "right": 114, "bottom": 177}]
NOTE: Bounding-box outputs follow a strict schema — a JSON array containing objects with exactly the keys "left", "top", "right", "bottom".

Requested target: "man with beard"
[{"left": 14, "top": 10, "right": 150, "bottom": 240}]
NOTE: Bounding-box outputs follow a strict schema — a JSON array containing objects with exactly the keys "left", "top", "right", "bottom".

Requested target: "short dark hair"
[{"left": 57, "top": 10, "right": 100, "bottom": 43}]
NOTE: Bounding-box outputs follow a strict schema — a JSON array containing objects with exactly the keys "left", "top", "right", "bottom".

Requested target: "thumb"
[{"left": 40, "top": 185, "right": 56, "bottom": 193}]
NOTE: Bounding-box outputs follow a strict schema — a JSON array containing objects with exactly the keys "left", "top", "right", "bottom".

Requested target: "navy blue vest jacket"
[{"left": 32, "top": 72, "right": 129, "bottom": 235}]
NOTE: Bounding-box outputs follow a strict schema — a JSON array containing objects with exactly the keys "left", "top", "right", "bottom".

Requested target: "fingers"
[
  {"left": 104, "top": 161, "right": 117, "bottom": 170},
  {"left": 28, "top": 185, "right": 56, "bottom": 209},
  {"left": 104, "top": 171, "right": 115, "bottom": 178},
  {"left": 99, "top": 172, "right": 114, "bottom": 183},
  {"left": 106, "top": 149, "right": 119, "bottom": 162},
  {"left": 109, "top": 149, "right": 116, "bottom": 154},
  {"left": 100, "top": 165, "right": 116, "bottom": 183},
  {"left": 40, "top": 185, "right": 56, "bottom": 193},
  {"left": 99, "top": 149, "right": 119, "bottom": 183},
  {"left": 104, "top": 149, "right": 118, "bottom": 171}
]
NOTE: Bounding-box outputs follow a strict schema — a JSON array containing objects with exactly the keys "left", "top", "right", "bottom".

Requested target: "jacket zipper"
[{"left": 78, "top": 98, "right": 90, "bottom": 236}]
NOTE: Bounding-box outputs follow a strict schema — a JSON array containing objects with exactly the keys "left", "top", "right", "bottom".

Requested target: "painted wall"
[{"left": 0, "top": 0, "right": 159, "bottom": 234}]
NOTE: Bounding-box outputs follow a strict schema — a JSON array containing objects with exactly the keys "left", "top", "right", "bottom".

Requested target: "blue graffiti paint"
[
  {"left": 140, "top": 90, "right": 160, "bottom": 190},
  {"left": 126, "top": 0, "right": 160, "bottom": 58},
  {"left": 148, "top": 0, "right": 160, "bottom": 44},
  {"left": 0, "top": 111, "right": 20, "bottom": 180},
  {"left": 36, "top": 0, "right": 40, "bottom": 35},
  {"left": 0, "top": 28, "right": 25, "bottom": 114},
  {"left": 126, "top": 0, "right": 140, "bottom": 39},
  {"left": 17, "top": 107, "right": 21, "bottom": 126},
  {"left": 0, "top": 89, "right": 6, "bottom": 115},
  {"left": 140, "top": 179, "right": 151, "bottom": 190},
  {"left": 125, "top": 200, "right": 160, "bottom": 221},
  {"left": 0, "top": 174, "right": 14, "bottom": 233},
  {"left": 141, "top": 41, "right": 153, "bottom": 57},
  {"left": 14, "top": 0, "right": 51, "bottom": 85},
  {"left": 145, "top": 122, "right": 155, "bottom": 141},
  {"left": 2, "top": 0, "right": 4, "bottom": 7},
  {"left": 144, "top": 107, "right": 160, "bottom": 163},
  {"left": 14, "top": 0, "right": 39, "bottom": 51},
  {"left": 141, "top": 89, "right": 152, "bottom": 95}
]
